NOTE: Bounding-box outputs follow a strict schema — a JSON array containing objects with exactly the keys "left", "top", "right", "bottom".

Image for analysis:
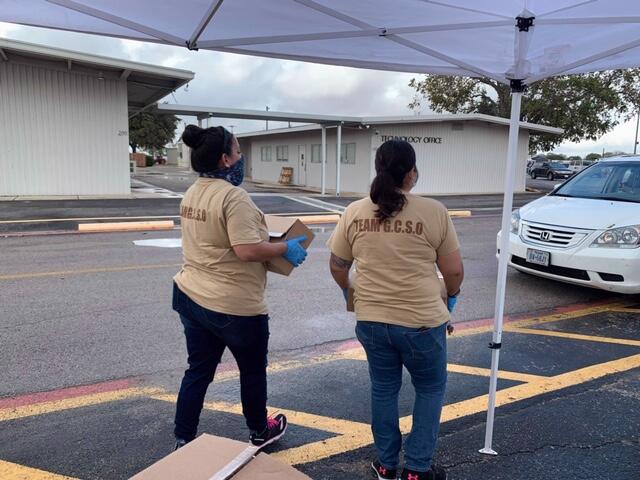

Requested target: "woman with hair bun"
[
  {"left": 328, "top": 139, "right": 464, "bottom": 480},
  {"left": 172, "top": 125, "right": 308, "bottom": 450}
]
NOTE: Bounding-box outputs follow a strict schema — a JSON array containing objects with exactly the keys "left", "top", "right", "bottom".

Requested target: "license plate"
[{"left": 527, "top": 248, "right": 550, "bottom": 267}]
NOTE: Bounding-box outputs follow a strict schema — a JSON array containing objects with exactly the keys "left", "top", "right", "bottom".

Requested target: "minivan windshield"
[
  {"left": 553, "top": 161, "right": 640, "bottom": 203},
  {"left": 549, "top": 162, "right": 568, "bottom": 169}
]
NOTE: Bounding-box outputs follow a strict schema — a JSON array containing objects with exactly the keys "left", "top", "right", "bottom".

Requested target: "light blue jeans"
[{"left": 355, "top": 321, "right": 447, "bottom": 472}]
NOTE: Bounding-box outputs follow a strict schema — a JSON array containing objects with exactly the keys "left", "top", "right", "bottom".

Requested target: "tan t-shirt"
[
  {"left": 328, "top": 195, "right": 460, "bottom": 328},
  {"left": 174, "top": 178, "right": 269, "bottom": 316}
]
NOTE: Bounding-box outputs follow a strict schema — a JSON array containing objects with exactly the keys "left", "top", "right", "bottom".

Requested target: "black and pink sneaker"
[
  {"left": 249, "top": 413, "right": 287, "bottom": 448},
  {"left": 401, "top": 465, "right": 447, "bottom": 480},
  {"left": 371, "top": 459, "right": 397, "bottom": 480}
]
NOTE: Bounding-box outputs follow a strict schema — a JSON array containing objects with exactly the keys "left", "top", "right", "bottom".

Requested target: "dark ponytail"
[
  {"left": 369, "top": 140, "right": 416, "bottom": 221},
  {"left": 181, "top": 125, "right": 233, "bottom": 173}
]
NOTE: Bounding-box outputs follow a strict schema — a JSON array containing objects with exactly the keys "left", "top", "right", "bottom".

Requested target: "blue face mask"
[{"left": 200, "top": 156, "right": 245, "bottom": 186}]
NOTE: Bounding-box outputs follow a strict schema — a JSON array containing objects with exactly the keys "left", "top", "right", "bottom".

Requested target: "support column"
[
  {"left": 321, "top": 125, "right": 327, "bottom": 195},
  {"left": 481, "top": 85, "right": 524, "bottom": 456},
  {"left": 335, "top": 123, "right": 342, "bottom": 196}
]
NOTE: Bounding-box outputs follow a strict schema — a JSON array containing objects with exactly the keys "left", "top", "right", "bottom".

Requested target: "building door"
[{"left": 298, "top": 145, "right": 307, "bottom": 186}]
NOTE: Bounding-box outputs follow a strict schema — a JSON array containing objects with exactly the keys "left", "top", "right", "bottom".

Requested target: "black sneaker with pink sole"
[
  {"left": 371, "top": 459, "right": 397, "bottom": 479},
  {"left": 401, "top": 465, "right": 447, "bottom": 480},
  {"left": 249, "top": 413, "right": 287, "bottom": 448}
]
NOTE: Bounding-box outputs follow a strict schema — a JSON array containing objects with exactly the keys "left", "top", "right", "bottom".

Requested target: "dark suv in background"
[{"left": 529, "top": 160, "right": 574, "bottom": 180}]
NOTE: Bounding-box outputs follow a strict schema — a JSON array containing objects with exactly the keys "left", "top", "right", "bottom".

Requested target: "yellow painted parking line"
[
  {"left": 402, "top": 353, "right": 640, "bottom": 431},
  {"left": 0, "top": 387, "right": 159, "bottom": 422},
  {"left": 508, "top": 302, "right": 628, "bottom": 329},
  {"left": 273, "top": 424, "right": 372, "bottom": 466},
  {"left": 150, "top": 391, "right": 373, "bottom": 465},
  {"left": 0, "top": 264, "right": 181, "bottom": 281},
  {"left": 505, "top": 326, "right": 640, "bottom": 347},
  {"left": 214, "top": 346, "right": 544, "bottom": 385},
  {"left": 151, "top": 353, "right": 640, "bottom": 465},
  {"left": 608, "top": 307, "right": 640, "bottom": 314},
  {"left": 447, "top": 364, "right": 547, "bottom": 383},
  {"left": 0, "top": 460, "right": 78, "bottom": 480}
]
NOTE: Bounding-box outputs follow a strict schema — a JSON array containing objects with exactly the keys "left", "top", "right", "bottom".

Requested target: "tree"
[
  {"left": 586, "top": 153, "right": 602, "bottom": 160},
  {"left": 408, "top": 70, "right": 640, "bottom": 154},
  {"left": 568, "top": 155, "right": 582, "bottom": 160},
  {"left": 546, "top": 153, "right": 567, "bottom": 160},
  {"left": 129, "top": 112, "right": 179, "bottom": 153}
]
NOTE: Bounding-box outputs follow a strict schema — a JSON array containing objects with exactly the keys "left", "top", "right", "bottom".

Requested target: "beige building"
[
  {"left": 237, "top": 115, "right": 562, "bottom": 196},
  {"left": 0, "top": 39, "right": 193, "bottom": 197}
]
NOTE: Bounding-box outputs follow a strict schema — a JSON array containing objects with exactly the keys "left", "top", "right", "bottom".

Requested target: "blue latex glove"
[
  {"left": 447, "top": 294, "right": 458, "bottom": 313},
  {"left": 283, "top": 235, "right": 308, "bottom": 267},
  {"left": 342, "top": 287, "right": 349, "bottom": 302}
]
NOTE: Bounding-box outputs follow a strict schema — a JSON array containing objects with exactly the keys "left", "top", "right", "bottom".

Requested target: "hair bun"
[{"left": 181, "top": 124, "right": 206, "bottom": 149}]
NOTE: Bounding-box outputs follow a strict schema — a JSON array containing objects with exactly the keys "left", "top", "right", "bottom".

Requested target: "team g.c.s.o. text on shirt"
[{"left": 352, "top": 218, "right": 424, "bottom": 235}]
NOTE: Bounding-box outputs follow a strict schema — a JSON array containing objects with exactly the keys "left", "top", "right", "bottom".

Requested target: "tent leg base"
[{"left": 479, "top": 447, "right": 498, "bottom": 456}]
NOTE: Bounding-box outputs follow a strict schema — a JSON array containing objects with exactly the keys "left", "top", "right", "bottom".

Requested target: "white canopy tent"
[{"left": 3, "top": 0, "right": 640, "bottom": 454}]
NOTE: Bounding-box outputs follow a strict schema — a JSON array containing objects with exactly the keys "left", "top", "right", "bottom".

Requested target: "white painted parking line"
[
  {"left": 282, "top": 196, "right": 344, "bottom": 214},
  {"left": 131, "top": 179, "right": 184, "bottom": 198},
  {"left": 133, "top": 238, "right": 182, "bottom": 248}
]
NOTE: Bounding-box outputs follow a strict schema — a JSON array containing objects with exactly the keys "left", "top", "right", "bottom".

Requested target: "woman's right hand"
[{"left": 284, "top": 235, "right": 308, "bottom": 267}]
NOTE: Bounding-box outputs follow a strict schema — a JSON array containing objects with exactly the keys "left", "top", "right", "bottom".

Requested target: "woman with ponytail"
[
  {"left": 172, "top": 125, "right": 308, "bottom": 451},
  {"left": 328, "top": 139, "right": 464, "bottom": 480}
]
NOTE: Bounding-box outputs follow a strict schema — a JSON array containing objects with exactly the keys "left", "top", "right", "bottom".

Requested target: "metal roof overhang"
[
  {"left": 153, "top": 103, "right": 363, "bottom": 126},
  {"left": 154, "top": 104, "right": 563, "bottom": 135},
  {"left": 0, "top": 38, "right": 194, "bottom": 115}
]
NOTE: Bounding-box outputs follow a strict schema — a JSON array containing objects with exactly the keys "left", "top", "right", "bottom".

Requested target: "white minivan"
[
  {"left": 498, "top": 156, "right": 640, "bottom": 293},
  {"left": 568, "top": 158, "right": 597, "bottom": 174}
]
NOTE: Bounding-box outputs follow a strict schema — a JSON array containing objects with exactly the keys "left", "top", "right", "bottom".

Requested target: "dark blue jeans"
[
  {"left": 172, "top": 283, "right": 270, "bottom": 441},
  {"left": 355, "top": 321, "right": 447, "bottom": 472}
]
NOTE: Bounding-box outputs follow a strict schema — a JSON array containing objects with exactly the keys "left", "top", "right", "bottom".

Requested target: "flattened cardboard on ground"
[
  {"left": 131, "top": 434, "right": 311, "bottom": 480},
  {"left": 264, "top": 215, "right": 315, "bottom": 276}
]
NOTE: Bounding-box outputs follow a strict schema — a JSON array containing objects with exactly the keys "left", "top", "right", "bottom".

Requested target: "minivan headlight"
[
  {"left": 590, "top": 225, "right": 640, "bottom": 248},
  {"left": 510, "top": 210, "right": 521, "bottom": 234}
]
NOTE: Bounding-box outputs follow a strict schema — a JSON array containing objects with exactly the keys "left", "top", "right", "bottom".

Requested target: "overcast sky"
[{"left": 1, "top": 21, "right": 638, "bottom": 158}]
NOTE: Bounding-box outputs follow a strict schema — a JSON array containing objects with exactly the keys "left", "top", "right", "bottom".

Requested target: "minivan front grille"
[
  {"left": 511, "top": 255, "right": 590, "bottom": 280},
  {"left": 520, "top": 221, "right": 590, "bottom": 248}
]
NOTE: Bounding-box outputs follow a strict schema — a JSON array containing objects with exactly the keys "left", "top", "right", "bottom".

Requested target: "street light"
[
  {"left": 266, "top": 106, "right": 270, "bottom": 130},
  {"left": 229, "top": 124, "right": 235, "bottom": 133}
]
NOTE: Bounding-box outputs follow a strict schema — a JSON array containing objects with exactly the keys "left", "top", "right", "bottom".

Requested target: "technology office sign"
[{"left": 378, "top": 134, "right": 443, "bottom": 145}]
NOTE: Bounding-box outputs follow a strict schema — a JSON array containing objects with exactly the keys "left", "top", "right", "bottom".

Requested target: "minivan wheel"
[
  {"left": 547, "top": 172, "right": 554, "bottom": 180},
  {"left": 531, "top": 172, "right": 537, "bottom": 179}
]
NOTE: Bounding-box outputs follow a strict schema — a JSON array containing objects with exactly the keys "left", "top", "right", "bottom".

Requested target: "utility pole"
[{"left": 265, "top": 106, "right": 270, "bottom": 130}]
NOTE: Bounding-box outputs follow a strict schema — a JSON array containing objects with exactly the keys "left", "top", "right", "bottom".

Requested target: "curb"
[
  {"left": 78, "top": 220, "right": 175, "bottom": 233},
  {"left": 448, "top": 210, "right": 472, "bottom": 217},
  {"left": 296, "top": 214, "right": 341, "bottom": 225}
]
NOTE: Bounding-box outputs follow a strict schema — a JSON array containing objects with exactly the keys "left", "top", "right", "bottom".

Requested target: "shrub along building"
[{"left": 0, "top": 39, "right": 193, "bottom": 197}]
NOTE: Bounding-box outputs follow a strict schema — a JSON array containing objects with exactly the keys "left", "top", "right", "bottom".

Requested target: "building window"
[
  {"left": 310, "top": 144, "right": 322, "bottom": 163},
  {"left": 276, "top": 145, "right": 288, "bottom": 162},
  {"left": 261, "top": 146, "right": 272, "bottom": 162},
  {"left": 340, "top": 143, "right": 356, "bottom": 165}
]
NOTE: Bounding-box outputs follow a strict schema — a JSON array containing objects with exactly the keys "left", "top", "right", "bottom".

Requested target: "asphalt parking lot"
[
  {"left": 1, "top": 295, "right": 638, "bottom": 479},
  {"left": 0, "top": 171, "right": 638, "bottom": 479}
]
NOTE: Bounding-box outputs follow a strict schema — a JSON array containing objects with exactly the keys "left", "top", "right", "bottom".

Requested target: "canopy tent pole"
[
  {"left": 480, "top": 84, "right": 524, "bottom": 456},
  {"left": 336, "top": 123, "right": 342, "bottom": 196},
  {"left": 321, "top": 125, "right": 327, "bottom": 195}
]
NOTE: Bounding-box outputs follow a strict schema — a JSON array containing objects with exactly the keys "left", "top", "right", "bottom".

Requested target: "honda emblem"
[{"left": 540, "top": 231, "right": 550, "bottom": 241}]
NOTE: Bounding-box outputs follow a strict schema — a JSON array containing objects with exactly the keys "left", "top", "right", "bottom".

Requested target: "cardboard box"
[
  {"left": 131, "top": 434, "right": 311, "bottom": 480},
  {"left": 264, "top": 215, "right": 315, "bottom": 276},
  {"left": 346, "top": 276, "right": 447, "bottom": 313}
]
